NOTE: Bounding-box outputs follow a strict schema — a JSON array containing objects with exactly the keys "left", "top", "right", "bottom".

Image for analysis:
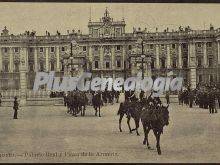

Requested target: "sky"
[{"left": 0, "top": 3, "right": 220, "bottom": 36}]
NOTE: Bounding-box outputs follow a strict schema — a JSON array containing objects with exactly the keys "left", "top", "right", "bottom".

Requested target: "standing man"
[
  {"left": 13, "top": 96, "right": 19, "bottom": 119},
  {"left": 189, "top": 91, "right": 194, "bottom": 108},
  {"left": 139, "top": 90, "right": 145, "bottom": 102},
  {"left": 0, "top": 92, "right": 2, "bottom": 106},
  {"left": 208, "top": 90, "right": 215, "bottom": 114},
  {"left": 165, "top": 92, "right": 170, "bottom": 105}
]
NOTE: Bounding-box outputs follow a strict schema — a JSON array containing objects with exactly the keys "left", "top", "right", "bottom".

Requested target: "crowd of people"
[{"left": 178, "top": 85, "right": 219, "bottom": 114}]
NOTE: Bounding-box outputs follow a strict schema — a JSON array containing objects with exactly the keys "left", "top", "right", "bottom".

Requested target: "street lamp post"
[
  {"left": 68, "top": 42, "right": 75, "bottom": 77},
  {"left": 140, "top": 39, "right": 146, "bottom": 79}
]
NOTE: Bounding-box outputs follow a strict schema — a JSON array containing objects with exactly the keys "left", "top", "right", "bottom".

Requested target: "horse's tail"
[{"left": 117, "top": 103, "right": 123, "bottom": 115}]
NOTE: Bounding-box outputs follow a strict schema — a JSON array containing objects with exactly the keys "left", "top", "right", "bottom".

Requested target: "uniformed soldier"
[
  {"left": 165, "top": 92, "right": 170, "bottom": 105},
  {"left": 139, "top": 90, "right": 145, "bottom": 102},
  {"left": 189, "top": 91, "right": 194, "bottom": 108},
  {"left": 13, "top": 96, "right": 19, "bottom": 119},
  {"left": 208, "top": 90, "right": 215, "bottom": 114}
]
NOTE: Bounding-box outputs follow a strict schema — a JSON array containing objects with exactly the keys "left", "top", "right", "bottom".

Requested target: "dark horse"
[
  {"left": 141, "top": 104, "right": 169, "bottom": 155},
  {"left": 117, "top": 100, "right": 143, "bottom": 136},
  {"left": 75, "top": 92, "right": 88, "bottom": 116},
  {"left": 92, "top": 92, "right": 102, "bottom": 117}
]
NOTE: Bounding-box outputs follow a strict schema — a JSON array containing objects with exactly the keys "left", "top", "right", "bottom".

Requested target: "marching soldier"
[{"left": 13, "top": 96, "right": 19, "bottom": 119}]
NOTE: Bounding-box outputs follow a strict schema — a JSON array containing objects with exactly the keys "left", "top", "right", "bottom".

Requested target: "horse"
[
  {"left": 75, "top": 91, "right": 88, "bottom": 116},
  {"left": 141, "top": 104, "right": 169, "bottom": 155},
  {"left": 92, "top": 92, "right": 102, "bottom": 117},
  {"left": 117, "top": 99, "right": 143, "bottom": 136}
]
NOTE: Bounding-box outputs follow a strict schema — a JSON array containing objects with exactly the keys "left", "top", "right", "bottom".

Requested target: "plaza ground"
[{"left": 0, "top": 102, "right": 219, "bottom": 163}]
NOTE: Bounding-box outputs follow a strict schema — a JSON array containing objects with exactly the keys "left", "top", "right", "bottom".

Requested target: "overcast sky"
[{"left": 0, "top": 3, "right": 220, "bottom": 36}]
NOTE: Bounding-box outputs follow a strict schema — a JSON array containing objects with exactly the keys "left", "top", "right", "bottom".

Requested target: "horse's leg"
[
  {"left": 99, "top": 105, "right": 101, "bottom": 117},
  {"left": 74, "top": 107, "right": 77, "bottom": 117},
  {"left": 153, "top": 129, "right": 161, "bottom": 155},
  {"left": 80, "top": 106, "right": 83, "bottom": 116},
  {"left": 83, "top": 105, "right": 85, "bottom": 116},
  {"left": 127, "top": 115, "right": 132, "bottom": 133},
  {"left": 119, "top": 113, "right": 124, "bottom": 132},
  {"left": 135, "top": 119, "right": 140, "bottom": 136},
  {"left": 95, "top": 106, "right": 97, "bottom": 116}
]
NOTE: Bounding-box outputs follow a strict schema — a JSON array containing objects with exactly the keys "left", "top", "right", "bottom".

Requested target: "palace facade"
[{"left": 0, "top": 9, "right": 220, "bottom": 91}]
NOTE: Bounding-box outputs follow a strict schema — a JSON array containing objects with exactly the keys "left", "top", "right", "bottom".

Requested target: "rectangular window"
[
  {"left": 93, "top": 29, "right": 99, "bottom": 38},
  {"left": 94, "top": 46, "right": 98, "bottom": 51},
  {"left": 128, "top": 45, "right": 132, "bottom": 50},
  {"left": 198, "top": 75, "right": 202, "bottom": 82},
  {"left": 209, "top": 58, "right": 213, "bottom": 67},
  {"left": 208, "top": 42, "right": 212, "bottom": 47},
  {"left": 115, "top": 28, "right": 121, "bottom": 36},
  {"left": 29, "top": 48, "right": 33, "bottom": 53},
  {"left": 29, "top": 63, "right": 34, "bottom": 72},
  {"left": 116, "top": 45, "right": 121, "bottom": 51},
  {"left": 4, "top": 64, "right": 9, "bottom": 72},
  {"left": 14, "top": 63, "right": 19, "bottom": 71},
  {"left": 106, "top": 61, "right": 110, "bottom": 69},
  {"left": 4, "top": 48, "right": 7, "bottom": 53},
  {"left": 172, "top": 59, "right": 177, "bottom": 68},
  {"left": 151, "top": 60, "right": 155, "bottom": 69},
  {"left": 161, "top": 59, "right": 165, "bottom": 68},
  {"left": 61, "top": 47, "right": 65, "bottom": 52},
  {"left": 83, "top": 46, "right": 87, "bottom": 51},
  {"left": 95, "top": 61, "right": 99, "bottom": 69},
  {"left": 14, "top": 47, "right": 19, "bottom": 53},
  {"left": 117, "top": 60, "right": 121, "bottom": 68},
  {"left": 197, "top": 43, "right": 201, "bottom": 47},
  {"left": 50, "top": 47, "right": 55, "bottom": 53},
  {"left": 149, "top": 44, "right": 154, "bottom": 49},
  {"left": 51, "top": 62, "right": 55, "bottom": 71},
  {"left": 182, "top": 43, "right": 187, "bottom": 49},
  {"left": 39, "top": 47, "right": 44, "bottom": 53},
  {"left": 198, "top": 58, "right": 202, "bottom": 67},
  {"left": 183, "top": 58, "right": 188, "bottom": 68},
  {"left": 40, "top": 63, "right": 44, "bottom": 71},
  {"left": 161, "top": 44, "right": 165, "bottom": 49}
]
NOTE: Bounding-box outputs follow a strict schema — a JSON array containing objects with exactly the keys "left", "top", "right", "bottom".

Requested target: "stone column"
[
  {"left": 155, "top": 44, "right": 160, "bottom": 69},
  {"left": 19, "top": 47, "right": 28, "bottom": 106},
  {"left": 218, "top": 41, "right": 220, "bottom": 64},
  {"left": 100, "top": 46, "right": 104, "bottom": 70},
  {"left": 56, "top": 46, "right": 60, "bottom": 71},
  {"left": 9, "top": 47, "right": 13, "bottom": 72},
  {"left": 166, "top": 44, "right": 171, "bottom": 68},
  {"left": 45, "top": 47, "right": 49, "bottom": 71},
  {"left": 0, "top": 47, "right": 2, "bottom": 71},
  {"left": 122, "top": 45, "right": 125, "bottom": 69},
  {"left": 203, "top": 42, "right": 207, "bottom": 67},
  {"left": 178, "top": 43, "right": 182, "bottom": 68},
  {"left": 89, "top": 45, "right": 93, "bottom": 66},
  {"left": 111, "top": 46, "right": 115, "bottom": 70},
  {"left": 188, "top": 42, "right": 197, "bottom": 89},
  {"left": 34, "top": 47, "right": 38, "bottom": 72}
]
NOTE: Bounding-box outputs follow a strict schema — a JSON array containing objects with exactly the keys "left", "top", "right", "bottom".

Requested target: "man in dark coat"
[
  {"left": 13, "top": 96, "right": 19, "bottom": 119},
  {"left": 139, "top": 90, "right": 145, "bottom": 102},
  {"left": 208, "top": 90, "right": 215, "bottom": 114},
  {"left": 165, "top": 92, "right": 170, "bottom": 104},
  {"left": 189, "top": 91, "right": 194, "bottom": 108}
]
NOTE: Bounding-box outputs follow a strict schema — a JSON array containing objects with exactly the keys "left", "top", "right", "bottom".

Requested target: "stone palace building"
[{"left": 0, "top": 8, "right": 220, "bottom": 92}]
